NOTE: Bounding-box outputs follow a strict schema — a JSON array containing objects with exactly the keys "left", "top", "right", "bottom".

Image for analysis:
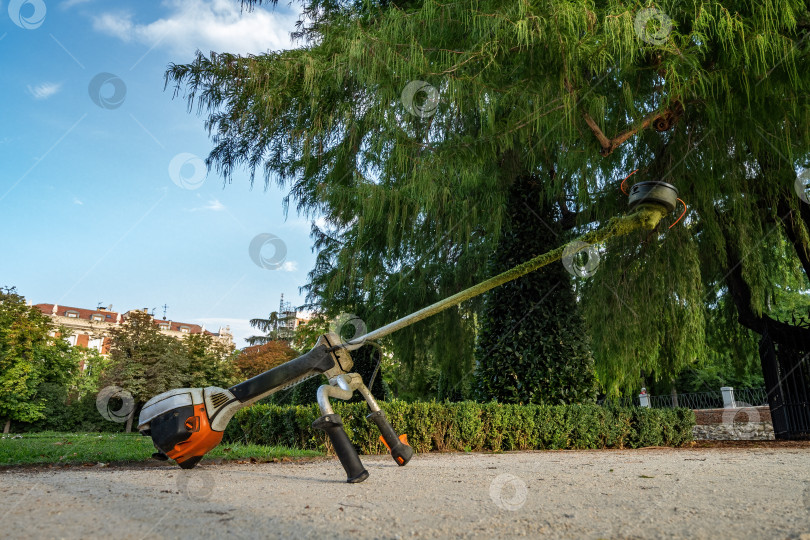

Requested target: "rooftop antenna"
[
  {"left": 161, "top": 304, "right": 169, "bottom": 320},
  {"left": 280, "top": 293, "right": 292, "bottom": 314},
  {"left": 97, "top": 302, "right": 104, "bottom": 310}
]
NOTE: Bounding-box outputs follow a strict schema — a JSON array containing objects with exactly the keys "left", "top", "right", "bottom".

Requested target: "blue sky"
[{"left": 0, "top": 0, "right": 318, "bottom": 347}]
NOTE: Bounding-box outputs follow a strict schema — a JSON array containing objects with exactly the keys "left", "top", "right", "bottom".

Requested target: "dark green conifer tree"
[{"left": 475, "top": 175, "right": 596, "bottom": 404}]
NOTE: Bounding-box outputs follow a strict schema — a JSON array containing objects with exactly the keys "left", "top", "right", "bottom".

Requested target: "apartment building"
[{"left": 34, "top": 303, "right": 234, "bottom": 355}]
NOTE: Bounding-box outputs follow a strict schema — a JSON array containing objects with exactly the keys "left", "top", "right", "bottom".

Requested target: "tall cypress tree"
[{"left": 474, "top": 175, "right": 596, "bottom": 404}]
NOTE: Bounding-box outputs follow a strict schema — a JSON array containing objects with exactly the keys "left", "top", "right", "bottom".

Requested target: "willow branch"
[{"left": 583, "top": 111, "right": 662, "bottom": 157}]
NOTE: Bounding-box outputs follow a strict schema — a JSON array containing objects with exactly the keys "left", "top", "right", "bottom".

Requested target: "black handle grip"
[
  {"left": 229, "top": 344, "right": 337, "bottom": 403},
  {"left": 367, "top": 410, "right": 413, "bottom": 466},
  {"left": 312, "top": 414, "right": 369, "bottom": 483}
]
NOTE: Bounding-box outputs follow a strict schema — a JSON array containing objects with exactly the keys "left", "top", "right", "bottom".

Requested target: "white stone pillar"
[
  {"left": 639, "top": 388, "right": 650, "bottom": 408},
  {"left": 721, "top": 387, "right": 736, "bottom": 409}
]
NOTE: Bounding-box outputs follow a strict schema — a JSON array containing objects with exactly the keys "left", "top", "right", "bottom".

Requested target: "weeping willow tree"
[{"left": 166, "top": 0, "right": 810, "bottom": 397}]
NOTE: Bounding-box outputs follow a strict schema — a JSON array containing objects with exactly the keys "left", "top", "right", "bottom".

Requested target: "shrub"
[
  {"left": 224, "top": 401, "right": 695, "bottom": 454},
  {"left": 16, "top": 392, "right": 128, "bottom": 433}
]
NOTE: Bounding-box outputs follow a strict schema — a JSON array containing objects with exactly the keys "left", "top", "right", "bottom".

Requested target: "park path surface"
[{"left": 1, "top": 446, "right": 810, "bottom": 539}]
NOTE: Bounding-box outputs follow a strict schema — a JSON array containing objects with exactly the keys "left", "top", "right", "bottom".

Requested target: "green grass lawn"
[{"left": 0, "top": 432, "right": 322, "bottom": 466}]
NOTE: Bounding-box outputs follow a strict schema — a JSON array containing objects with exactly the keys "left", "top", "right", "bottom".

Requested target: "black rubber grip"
[
  {"left": 229, "top": 344, "right": 337, "bottom": 402},
  {"left": 312, "top": 414, "right": 369, "bottom": 483},
  {"left": 367, "top": 410, "right": 413, "bottom": 466}
]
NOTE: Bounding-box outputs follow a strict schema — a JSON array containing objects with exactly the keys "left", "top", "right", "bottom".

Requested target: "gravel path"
[{"left": 2, "top": 447, "right": 810, "bottom": 539}]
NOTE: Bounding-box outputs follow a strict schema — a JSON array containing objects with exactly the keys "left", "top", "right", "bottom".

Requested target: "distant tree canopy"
[
  {"left": 167, "top": 0, "right": 810, "bottom": 397},
  {"left": 247, "top": 310, "right": 299, "bottom": 345},
  {"left": 0, "top": 287, "right": 243, "bottom": 433},
  {"left": 234, "top": 340, "right": 299, "bottom": 379},
  {"left": 0, "top": 287, "right": 81, "bottom": 431}
]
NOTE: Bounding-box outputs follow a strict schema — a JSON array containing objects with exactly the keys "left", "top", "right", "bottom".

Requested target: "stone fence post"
[
  {"left": 639, "top": 388, "right": 650, "bottom": 408},
  {"left": 721, "top": 387, "right": 736, "bottom": 409}
]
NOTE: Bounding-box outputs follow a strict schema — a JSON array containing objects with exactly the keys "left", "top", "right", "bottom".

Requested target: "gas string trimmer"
[{"left": 138, "top": 181, "right": 680, "bottom": 483}]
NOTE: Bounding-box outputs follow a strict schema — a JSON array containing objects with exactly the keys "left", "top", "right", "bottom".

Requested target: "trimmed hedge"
[{"left": 224, "top": 401, "right": 695, "bottom": 454}]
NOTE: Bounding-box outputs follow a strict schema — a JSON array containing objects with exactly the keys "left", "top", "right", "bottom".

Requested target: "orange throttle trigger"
[
  {"left": 379, "top": 434, "right": 409, "bottom": 450},
  {"left": 379, "top": 434, "right": 411, "bottom": 465},
  {"left": 367, "top": 410, "right": 413, "bottom": 467}
]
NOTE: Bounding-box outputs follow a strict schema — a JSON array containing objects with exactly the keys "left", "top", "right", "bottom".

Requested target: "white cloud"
[
  {"left": 27, "top": 82, "right": 62, "bottom": 100},
  {"left": 280, "top": 261, "right": 298, "bottom": 272},
  {"left": 61, "top": 0, "right": 92, "bottom": 9},
  {"left": 313, "top": 216, "right": 328, "bottom": 230},
  {"left": 189, "top": 198, "right": 225, "bottom": 211},
  {"left": 93, "top": 13, "right": 135, "bottom": 39},
  {"left": 203, "top": 198, "right": 225, "bottom": 211},
  {"left": 92, "top": 0, "right": 297, "bottom": 57},
  {"left": 72, "top": 197, "right": 84, "bottom": 205},
  {"left": 282, "top": 214, "right": 329, "bottom": 233}
]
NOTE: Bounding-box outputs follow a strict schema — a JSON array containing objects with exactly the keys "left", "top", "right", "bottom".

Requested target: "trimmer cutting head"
[{"left": 628, "top": 181, "right": 679, "bottom": 212}]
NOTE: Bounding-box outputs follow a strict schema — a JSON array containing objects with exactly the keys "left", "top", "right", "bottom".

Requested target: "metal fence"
[
  {"left": 596, "top": 396, "right": 639, "bottom": 407},
  {"left": 648, "top": 391, "right": 724, "bottom": 410},
  {"left": 733, "top": 387, "right": 769, "bottom": 407},
  {"left": 598, "top": 387, "right": 769, "bottom": 410}
]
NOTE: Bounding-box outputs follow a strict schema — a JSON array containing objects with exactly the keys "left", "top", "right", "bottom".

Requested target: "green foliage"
[
  {"left": 224, "top": 400, "right": 695, "bottom": 452},
  {"left": 248, "top": 310, "right": 299, "bottom": 345},
  {"left": 291, "top": 312, "right": 329, "bottom": 351},
  {"left": 167, "top": 0, "right": 810, "bottom": 396},
  {"left": 181, "top": 332, "right": 238, "bottom": 389},
  {"left": 0, "top": 290, "right": 239, "bottom": 433},
  {"left": 103, "top": 311, "right": 237, "bottom": 409},
  {"left": 475, "top": 177, "right": 597, "bottom": 404},
  {"left": 647, "top": 292, "right": 765, "bottom": 394},
  {"left": 103, "top": 310, "right": 187, "bottom": 408},
  {"left": 29, "top": 383, "right": 73, "bottom": 432},
  {"left": 345, "top": 344, "right": 389, "bottom": 401},
  {"left": 16, "top": 392, "right": 138, "bottom": 433},
  {"left": 71, "top": 350, "right": 110, "bottom": 399},
  {"left": 0, "top": 287, "right": 80, "bottom": 425}
]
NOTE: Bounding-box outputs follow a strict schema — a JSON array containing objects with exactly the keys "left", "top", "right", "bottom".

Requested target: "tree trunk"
[
  {"left": 723, "top": 233, "right": 810, "bottom": 344},
  {"left": 757, "top": 155, "right": 810, "bottom": 281},
  {"left": 3, "top": 419, "right": 10, "bottom": 434},
  {"left": 125, "top": 409, "right": 134, "bottom": 433}
]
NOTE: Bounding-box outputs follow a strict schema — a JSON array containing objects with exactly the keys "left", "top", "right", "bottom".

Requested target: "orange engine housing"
[{"left": 167, "top": 404, "right": 224, "bottom": 469}]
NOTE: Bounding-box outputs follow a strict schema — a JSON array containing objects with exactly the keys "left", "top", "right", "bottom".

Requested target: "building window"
[
  {"left": 65, "top": 311, "right": 79, "bottom": 318},
  {"left": 179, "top": 326, "right": 190, "bottom": 333},
  {"left": 91, "top": 315, "right": 103, "bottom": 322},
  {"left": 88, "top": 338, "right": 103, "bottom": 352},
  {"left": 159, "top": 324, "right": 170, "bottom": 331}
]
